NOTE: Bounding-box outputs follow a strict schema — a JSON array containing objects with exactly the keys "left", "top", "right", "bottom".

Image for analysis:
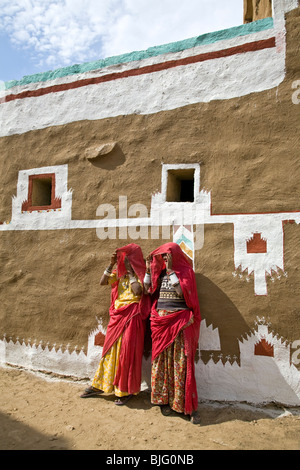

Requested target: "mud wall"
[{"left": 0, "top": 2, "right": 299, "bottom": 404}]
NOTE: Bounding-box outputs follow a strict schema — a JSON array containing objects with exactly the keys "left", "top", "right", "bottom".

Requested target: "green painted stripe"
[{"left": 3, "top": 17, "right": 273, "bottom": 91}]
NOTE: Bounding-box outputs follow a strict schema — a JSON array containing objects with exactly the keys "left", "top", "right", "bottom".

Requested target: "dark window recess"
[
  {"left": 31, "top": 177, "right": 53, "bottom": 206},
  {"left": 166, "top": 169, "right": 195, "bottom": 202},
  {"left": 180, "top": 179, "right": 194, "bottom": 202}
]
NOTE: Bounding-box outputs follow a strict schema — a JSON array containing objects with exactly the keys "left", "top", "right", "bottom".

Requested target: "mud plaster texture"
[
  {"left": 0, "top": 8, "right": 299, "bottom": 355},
  {"left": 0, "top": 229, "right": 156, "bottom": 351},
  {"left": 244, "top": 0, "right": 273, "bottom": 23}
]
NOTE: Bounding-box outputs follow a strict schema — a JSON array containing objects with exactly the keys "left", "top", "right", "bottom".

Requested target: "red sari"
[
  {"left": 149, "top": 242, "right": 201, "bottom": 415},
  {"left": 100, "top": 243, "right": 150, "bottom": 395}
]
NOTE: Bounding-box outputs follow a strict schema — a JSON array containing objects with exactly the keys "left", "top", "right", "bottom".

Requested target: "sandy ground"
[{"left": 1, "top": 365, "right": 300, "bottom": 451}]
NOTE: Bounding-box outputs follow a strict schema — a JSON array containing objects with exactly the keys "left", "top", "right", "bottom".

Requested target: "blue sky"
[{"left": 0, "top": 0, "right": 243, "bottom": 84}]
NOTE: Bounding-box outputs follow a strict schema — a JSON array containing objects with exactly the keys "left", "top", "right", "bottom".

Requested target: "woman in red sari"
[
  {"left": 144, "top": 242, "right": 201, "bottom": 423},
  {"left": 81, "top": 243, "right": 150, "bottom": 405}
]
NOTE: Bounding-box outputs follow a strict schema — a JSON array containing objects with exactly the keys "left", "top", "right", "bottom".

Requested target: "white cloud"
[
  {"left": 0, "top": 0, "right": 243, "bottom": 72},
  {"left": 102, "top": 0, "right": 243, "bottom": 57}
]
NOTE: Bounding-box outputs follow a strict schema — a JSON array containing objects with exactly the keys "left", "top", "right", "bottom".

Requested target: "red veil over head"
[
  {"left": 149, "top": 242, "right": 201, "bottom": 415},
  {"left": 101, "top": 243, "right": 150, "bottom": 395},
  {"left": 116, "top": 243, "right": 146, "bottom": 284},
  {"left": 150, "top": 242, "right": 194, "bottom": 291}
]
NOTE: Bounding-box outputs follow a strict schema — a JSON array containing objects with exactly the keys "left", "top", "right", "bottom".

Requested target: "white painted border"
[
  {"left": 197, "top": 320, "right": 300, "bottom": 405},
  {"left": 0, "top": 46, "right": 284, "bottom": 138},
  {"left": 9, "top": 165, "right": 72, "bottom": 229},
  {"left": 0, "top": 1, "right": 297, "bottom": 138},
  {"left": 0, "top": 27, "right": 275, "bottom": 99},
  {"left": 2, "top": 162, "right": 300, "bottom": 297},
  {"left": 1, "top": 317, "right": 299, "bottom": 406}
]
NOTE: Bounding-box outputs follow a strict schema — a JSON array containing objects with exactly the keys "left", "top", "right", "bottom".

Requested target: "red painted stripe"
[{"left": 1, "top": 37, "right": 276, "bottom": 105}]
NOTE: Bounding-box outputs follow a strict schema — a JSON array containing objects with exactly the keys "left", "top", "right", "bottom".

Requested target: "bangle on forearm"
[
  {"left": 104, "top": 265, "right": 112, "bottom": 276},
  {"left": 129, "top": 276, "right": 137, "bottom": 284},
  {"left": 144, "top": 272, "right": 151, "bottom": 284}
]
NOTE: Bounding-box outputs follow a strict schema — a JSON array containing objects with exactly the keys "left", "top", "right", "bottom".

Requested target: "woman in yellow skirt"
[{"left": 81, "top": 244, "right": 150, "bottom": 405}]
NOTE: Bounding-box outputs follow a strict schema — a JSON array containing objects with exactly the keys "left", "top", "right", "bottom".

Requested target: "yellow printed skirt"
[
  {"left": 92, "top": 334, "right": 130, "bottom": 398},
  {"left": 151, "top": 323, "right": 187, "bottom": 413}
]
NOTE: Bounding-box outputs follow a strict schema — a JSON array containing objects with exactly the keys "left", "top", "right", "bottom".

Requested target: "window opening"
[
  {"left": 166, "top": 169, "right": 195, "bottom": 202},
  {"left": 21, "top": 173, "right": 62, "bottom": 212},
  {"left": 31, "top": 177, "right": 53, "bottom": 207}
]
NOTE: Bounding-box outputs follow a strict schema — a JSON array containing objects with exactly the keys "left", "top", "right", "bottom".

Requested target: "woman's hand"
[
  {"left": 182, "top": 315, "right": 194, "bottom": 330},
  {"left": 166, "top": 253, "right": 172, "bottom": 271},
  {"left": 146, "top": 254, "right": 152, "bottom": 273},
  {"left": 124, "top": 256, "right": 142, "bottom": 295},
  {"left": 110, "top": 251, "right": 117, "bottom": 268},
  {"left": 100, "top": 251, "right": 117, "bottom": 286},
  {"left": 124, "top": 256, "right": 134, "bottom": 275}
]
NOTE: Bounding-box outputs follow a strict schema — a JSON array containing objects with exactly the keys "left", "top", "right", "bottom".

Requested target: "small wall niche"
[
  {"left": 21, "top": 172, "right": 62, "bottom": 212},
  {"left": 31, "top": 176, "right": 53, "bottom": 207},
  {"left": 166, "top": 168, "right": 195, "bottom": 202}
]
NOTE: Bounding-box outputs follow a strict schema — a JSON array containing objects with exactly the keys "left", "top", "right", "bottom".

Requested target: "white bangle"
[
  {"left": 104, "top": 269, "right": 111, "bottom": 276},
  {"left": 129, "top": 276, "right": 136, "bottom": 284},
  {"left": 169, "top": 272, "right": 179, "bottom": 286},
  {"left": 144, "top": 272, "right": 151, "bottom": 284}
]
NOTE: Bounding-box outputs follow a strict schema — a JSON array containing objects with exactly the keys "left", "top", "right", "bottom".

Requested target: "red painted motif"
[
  {"left": 94, "top": 331, "right": 106, "bottom": 347},
  {"left": 254, "top": 338, "right": 274, "bottom": 357},
  {"left": 247, "top": 233, "right": 267, "bottom": 253}
]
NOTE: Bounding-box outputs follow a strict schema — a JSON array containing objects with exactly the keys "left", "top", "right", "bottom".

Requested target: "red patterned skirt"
[{"left": 151, "top": 310, "right": 187, "bottom": 413}]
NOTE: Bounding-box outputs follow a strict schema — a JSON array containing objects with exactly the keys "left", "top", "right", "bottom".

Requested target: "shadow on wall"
[
  {"left": 142, "top": 273, "right": 250, "bottom": 364},
  {"left": 195, "top": 273, "right": 250, "bottom": 363},
  {"left": 85, "top": 142, "right": 126, "bottom": 170}
]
